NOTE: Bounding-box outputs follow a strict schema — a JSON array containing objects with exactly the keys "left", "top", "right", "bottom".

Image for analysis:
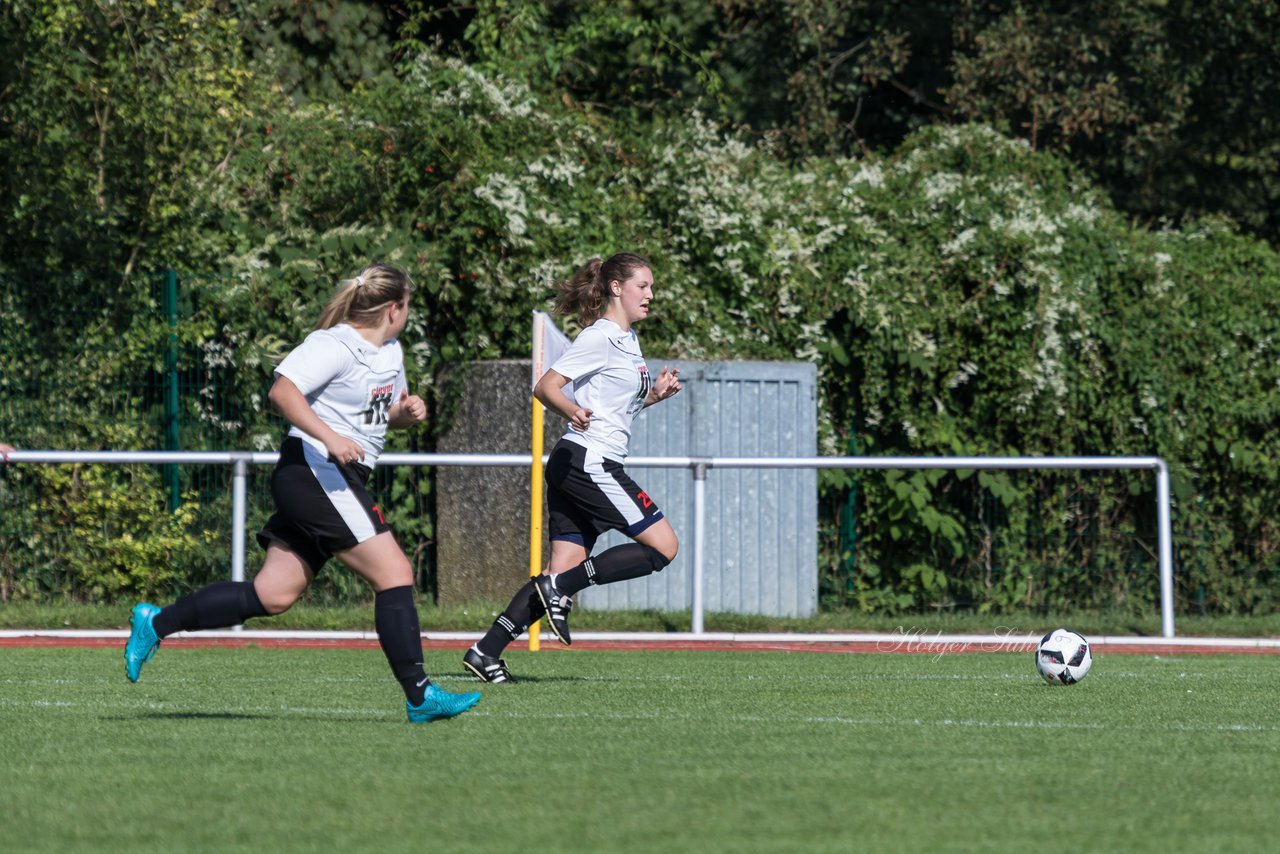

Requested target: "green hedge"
[{"left": 3, "top": 52, "right": 1279, "bottom": 613}]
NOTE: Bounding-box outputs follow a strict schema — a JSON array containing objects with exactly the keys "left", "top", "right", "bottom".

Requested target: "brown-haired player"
[{"left": 464, "top": 253, "right": 683, "bottom": 683}]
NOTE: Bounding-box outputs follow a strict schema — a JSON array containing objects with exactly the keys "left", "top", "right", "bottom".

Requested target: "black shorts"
[
  {"left": 256, "top": 436, "right": 391, "bottom": 572},
  {"left": 545, "top": 438, "right": 664, "bottom": 553}
]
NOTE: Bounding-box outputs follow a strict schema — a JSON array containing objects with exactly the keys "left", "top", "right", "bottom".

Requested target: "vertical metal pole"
[
  {"left": 231, "top": 456, "right": 248, "bottom": 631},
  {"left": 1156, "top": 459, "right": 1175, "bottom": 638},
  {"left": 528, "top": 399, "right": 545, "bottom": 652},
  {"left": 691, "top": 460, "right": 709, "bottom": 635}
]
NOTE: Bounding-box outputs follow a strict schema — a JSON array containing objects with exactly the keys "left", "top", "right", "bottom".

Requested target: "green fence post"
[
  {"left": 840, "top": 433, "right": 858, "bottom": 600},
  {"left": 163, "top": 269, "right": 180, "bottom": 512}
]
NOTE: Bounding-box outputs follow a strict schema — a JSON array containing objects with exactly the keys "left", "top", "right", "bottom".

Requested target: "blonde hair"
[
  {"left": 553, "top": 252, "right": 651, "bottom": 325},
  {"left": 315, "top": 263, "right": 414, "bottom": 330}
]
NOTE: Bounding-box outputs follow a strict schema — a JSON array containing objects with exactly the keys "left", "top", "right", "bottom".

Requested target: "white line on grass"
[
  {"left": 0, "top": 669, "right": 1246, "bottom": 691},
  {"left": 0, "top": 697, "right": 397, "bottom": 718},
  {"left": 4, "top": 697, "right": 1278, "bottom": 734},
  {"left": 471, "top": 709, "right": 1280, "bottom": 734},
  {"left": 486, "top": 669, "right": 1238, "bottom": 684},
  {"left": 7, "top": 629, "right": 1280, "bottom": 650}
]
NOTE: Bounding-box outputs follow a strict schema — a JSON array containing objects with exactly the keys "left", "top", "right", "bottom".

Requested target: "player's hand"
[
  {"left": 326, "top": 435, "right": 365, "bottom": 466},
  {"left": 396, "top": 389, "right": 427, "bottom": 424},
  {"left": 651, "top": 366, "right": 682, "bottom": 403},
  {"left": 570, "top": 407, "right": 593, "bottom": 431}
]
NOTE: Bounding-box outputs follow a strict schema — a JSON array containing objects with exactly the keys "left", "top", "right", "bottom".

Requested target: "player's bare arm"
[{"left": 535, "top": 368, "right": 593, "bottom": 431}]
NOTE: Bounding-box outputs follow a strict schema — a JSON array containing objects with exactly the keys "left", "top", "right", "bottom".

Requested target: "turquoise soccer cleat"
[
  {"left": 124, "top": 602, "right": 162, "bottom": 683},
  {"left": 406, "top": 683, "right": 481, "bottom": 723}
]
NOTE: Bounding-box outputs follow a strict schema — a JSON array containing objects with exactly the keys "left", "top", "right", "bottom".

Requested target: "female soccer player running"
[
  {"left": 125, "top": 264, "right": 480, "bottom": 722},
  {"left": 464, "top": 252, "right": 682, "bottom": 683}
]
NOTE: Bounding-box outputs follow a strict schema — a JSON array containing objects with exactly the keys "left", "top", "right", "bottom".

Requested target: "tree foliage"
[
  {"left": 407, "top": 0, "right": 1280, "bottom": 245},
  {"left": 946, "top": 0, "right": 1280, "bottom": 245},
  {"left": 2, "top": 3, "right": 1279, "bottom": 613},
  {"left": 232, "top": 0, "right": 400, "bottom": 102},
  {"left": 0, "top": 0, "right": 270, "bottom": 279}
]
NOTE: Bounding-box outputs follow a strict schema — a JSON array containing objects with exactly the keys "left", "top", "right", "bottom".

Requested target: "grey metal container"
[{"left": 578, "top": 360, "right": 818, "bottom": 617}]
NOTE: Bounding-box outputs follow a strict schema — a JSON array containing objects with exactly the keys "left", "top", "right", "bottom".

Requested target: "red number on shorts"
[{"left": 371, "top": 505, "right": 386, "bottom": 525}]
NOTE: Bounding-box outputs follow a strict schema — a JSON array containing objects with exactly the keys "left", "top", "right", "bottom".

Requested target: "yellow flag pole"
[{"left": 528, "top": 395, "right": 544, "bottom": 651}]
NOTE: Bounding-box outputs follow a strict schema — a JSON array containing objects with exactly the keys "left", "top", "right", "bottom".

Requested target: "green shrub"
[{"left": 3, "top": 50, "right": 1279, "bottom": 615}]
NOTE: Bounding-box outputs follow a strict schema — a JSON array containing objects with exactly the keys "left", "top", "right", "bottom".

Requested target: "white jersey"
[
  {"left": 550, "top": 318, "right": 651, "bottom": 461},
  {"left": 274, "top": 323, "right": 407, "bottom": 466}
]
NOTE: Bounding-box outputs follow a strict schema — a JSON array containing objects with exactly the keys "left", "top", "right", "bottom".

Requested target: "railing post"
[
  {"left": 1156, "top": 459, "right": 1175, "bottom": 638},
  {"left": 691, "top": 459, "right": 710, "bottom": 635},
  {"left": 6, "top": 450, "right": 1179, "bottom": 637},
  {"left": 231, "top": 455, "right": 249, "bottom": 631}
]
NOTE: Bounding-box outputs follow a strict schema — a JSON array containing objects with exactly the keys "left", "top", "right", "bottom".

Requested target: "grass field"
[{"left": 2, "top": 645, "right": 1277, "bottom": 853}]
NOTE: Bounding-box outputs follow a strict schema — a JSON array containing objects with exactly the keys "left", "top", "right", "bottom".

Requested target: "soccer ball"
[{"left": 1035, "top": 629, "right": 1093, "bottom": 685}]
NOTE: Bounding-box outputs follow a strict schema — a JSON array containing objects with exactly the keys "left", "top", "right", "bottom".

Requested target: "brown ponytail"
[
  {"left": 552, "top": 252, "right": 651, "bottom": 325},
  {"left": 315, "top": 263, "right": 414, "bottom": 330}
]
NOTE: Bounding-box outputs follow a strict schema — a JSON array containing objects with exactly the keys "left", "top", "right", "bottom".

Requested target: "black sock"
[
  {"left": 375, "top": 585, "right": 430, "bottom": 705},
  {"left": 476, "top": 580, "right": 545, "bottom": 658},
  {"left": 554, "top": 543, "right": 672, "bottom": 597},
  {"left": 152, "top": 582, "right": 268, "bottom": 638}
]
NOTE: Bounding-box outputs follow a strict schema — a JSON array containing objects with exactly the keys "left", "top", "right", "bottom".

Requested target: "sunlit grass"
[{"left": 2, "top": 647, "right": 1277, "bottom": 852}]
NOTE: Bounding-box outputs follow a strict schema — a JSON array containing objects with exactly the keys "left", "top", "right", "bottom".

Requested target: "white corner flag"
[{"left": 531, "top": 310, "right": 573, "bottom": 402}]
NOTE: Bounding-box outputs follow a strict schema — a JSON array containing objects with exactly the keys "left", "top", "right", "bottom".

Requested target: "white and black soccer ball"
[{"left": 1035, "top": 629, "right": 1093, "bottom": 685}]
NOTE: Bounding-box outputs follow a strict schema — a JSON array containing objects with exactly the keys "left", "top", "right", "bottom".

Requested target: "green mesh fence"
[
  {"left": 0, "top": 271, "right": 388, "bottom": 604},
  {"left": 1, "top": 272, "right": 1269, "bottom": 612},
  {"left": 820, "top": 467, "right": 1163, "bottom": 614}
]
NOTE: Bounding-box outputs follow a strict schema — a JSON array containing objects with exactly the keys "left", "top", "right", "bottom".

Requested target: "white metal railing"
[{"left": 4, "top": 451, "right": 1178, "bottom": 637}]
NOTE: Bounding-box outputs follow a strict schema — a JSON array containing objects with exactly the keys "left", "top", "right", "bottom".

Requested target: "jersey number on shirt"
[
  {"left": 362, "top": 385, "right": 395, "bottom": 426},
  {"left": 628, "top": 364, "right": 652, "bottom": 415}
]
